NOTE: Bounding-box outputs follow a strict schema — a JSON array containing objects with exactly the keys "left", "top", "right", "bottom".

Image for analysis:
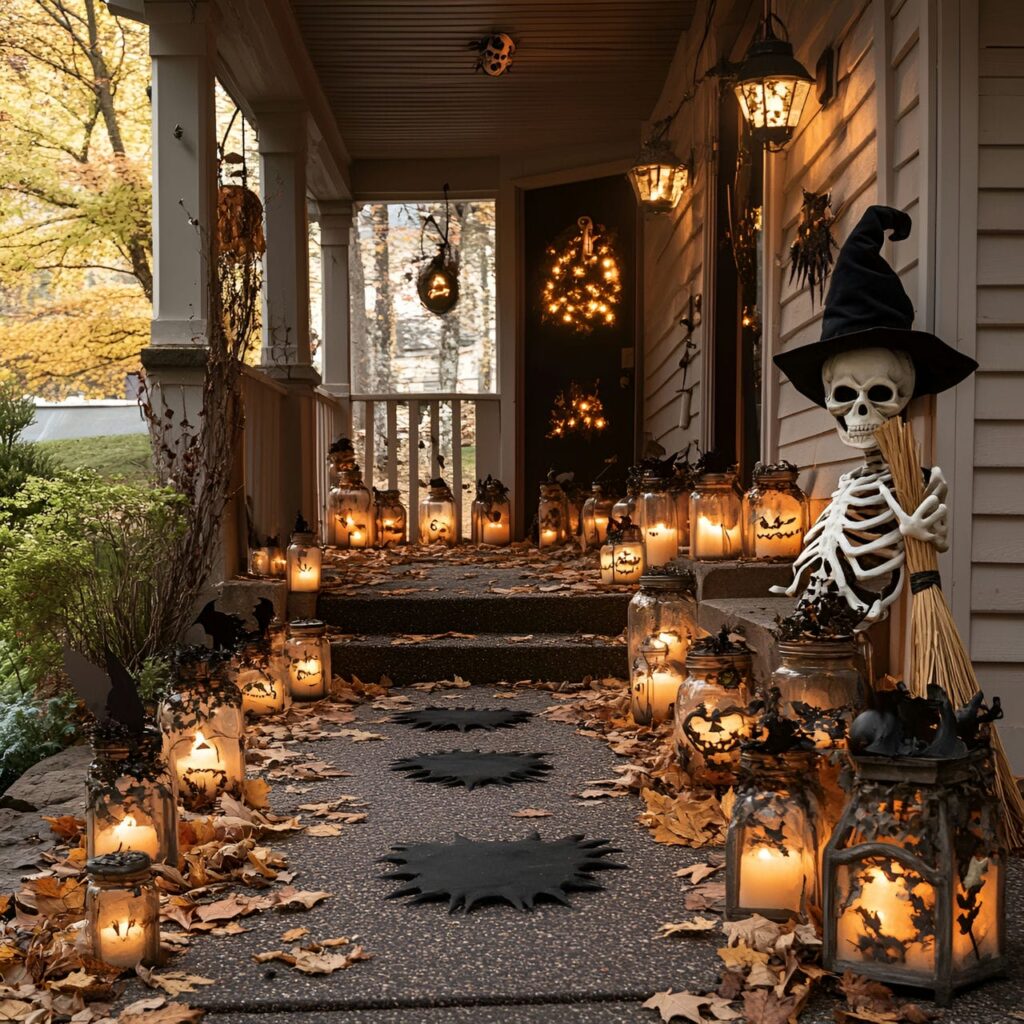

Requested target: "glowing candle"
[
  {"left": 97, "top": 918, "right": 147, "bottom": 967},
  {"left": 241, "top": 676, "right": 286, "bottom": 717},
  {"left": 289, "top": 657, "right": 324, "bottom": 700},
  {"left": 177, "top": 731, "right": 227, "bottom": 802},
  {"left": 693, "top": 514, "right": 741, "bottom": 560},
  {"left": 643, "top": 522, "right": 678, "bottom": 567},
  {"left": 612, "top": 545, "right": 645, "bottom": 583},
  {"left": 269, "top": 550, "right": 287, "bottom": 577},
  {"left": 248, "top": 548, "right": 270, "bottom": 576},
  {"left": 599, "top": 545, "right": 614, "bottom": 584},
  {"left": 593, "top": 514, "right": 609, "bottom": 542},
  {"left": 94, "top": 814, "right": 159, "bottom": 861},
  {"left": 483, "top": 519, "right": 511, "bottom": 545},
  {"left": 653, "top": 630, "right": 688, "bottom": 666},
  {"left": 739, "top": 845, "right": 807, "bottom": 913},
  {"left": 540, "top": 527, "right": 560, "bottom": 549}
]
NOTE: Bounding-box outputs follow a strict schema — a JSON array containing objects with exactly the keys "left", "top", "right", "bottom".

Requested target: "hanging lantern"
[
  {"left": 86, "top": 729, "right": 177, "bottom": 867},
  {"left": 673, "top": 627, "right": 755, "bottom": 787},
  {"left": 375, "top": 488, "right": 408, "bottom": 548},
  {"left": 581, "top": 483, "right": 616, "bottom": 549},
  {"left": 628, "top": 119, "right": 691, "bottom": 213},
  {"left": 537, "top": 480, "right": 570, "bottom": 549},
  {"left": 733, "top": 6, "right": 813, "bottom": 151},
  {"left": 217, "top": 183, "right": 266, "bottom": 262},
  {"left": 599, "top": 517, "right": 646, "bottom": 585},
  {"left": 287, "top": 512, "right": 322, "bottom": 592},
  {"left": 329, "top": 465, "right": 375, "bottom": 549},
  {"left": 541, "top": 216, "right": 622, "bottom": 333},
  {"left": 471, "top": 476, "right": 511, "bottom": 546},
  {"left": 85, "top": 852, "right": 161, "bottom": 969},
  {"left": 689, "top": 470, "right": 743, "bottom": 560},
  {"left": 419, "top": 477, "right": 457, "bottom": 546},
  {"left": 823, "top": 688, "right": 1007, "bottom": 1005},
  {"left": 416, "top": 184, "right": 460, "bottom": 315},
  {"left": 285, "top": 619, "right": 331, "bottom": 702},
  {"left": 742, "top": 460, "right": 809, "bottom": 559}
]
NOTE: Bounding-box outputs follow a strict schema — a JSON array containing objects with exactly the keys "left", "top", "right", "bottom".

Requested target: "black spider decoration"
[
  {"left": 390, "top": 750, "right": 552, "bottom": 791},
  {"left": 391, "top": 707, "right": 531, "bottom": 733},
  {"left": 381, "top": 832, "right": 625, "bottom": 912},
  {"left": 789, "top": 189, "right": 837, "bottom": 305}
]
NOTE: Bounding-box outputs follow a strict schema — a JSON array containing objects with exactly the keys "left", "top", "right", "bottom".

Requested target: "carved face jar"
[{"left": 822, "top": 348, "right": 914, "bottom": 451}]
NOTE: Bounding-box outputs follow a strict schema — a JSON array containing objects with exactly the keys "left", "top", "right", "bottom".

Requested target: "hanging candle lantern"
[
  {"left": 329, "top": 465, "right": 375, "bottom": 549},
  {"left": 287, "top": 512, "right": 322, "bottom": 592},
  {"left": 733, "top": 5, "right": 813, "bottom": 151},
  {"left": 742, "top": 461, "right": 808, "bottom": 559},
  {"left": 419, "top": 477, "right": 457, "bottom": 546},
  {"left": 159, "top": 650, "right": 244, "bottom": 811},
  {"left": 86, "top": 729, "right": 177, "bottom": 867},
  {"left": 375, "top": 489, "right": 407, "bottom": 548},
  {"left": 823, "top": 688, "right": 1006, "bottom": 1005},
  {"left": 537, "top": 479, "right": 570, "bottom": 549},
  {"left": 627, "top": 569, "right": 696, "bottom": 671},
  {"left": 541, "top": 216, "right": 622, "bottom": 333},
  {"left": 689, "top": 470, "right": 743, "bottom": 560},
  {"left": 416, "top": 184, "right": 459, "bottom": 315},
  {"left": 636, "top": 467, "right": 679, "bottom": 567},
  {"left": 233, "top": 640, "right": 286, "bottom": 717},
  {"left": 627, "top": 118, "right": 691, "bottom": 213},
  {"left": 285, "top": 619, "right": 331, "bottom": 702},
  {"left": 599, "top": 517, "right": 646, "bottom": 586},
  {"left": 673, "top": 627, "right": 755, "bottom": 787},
  {"left": 471, "top": 476, "right": 511, "bottom": 546},
  {"left": 581, "top": 483, "right": 616, "bottom": 550},
  {"left": 85, "top": 852, "right": 161, "bottom": 969},
  {"left": 726, "top": 691, "right": 822, "bottom": 922},
  {"left": 630, "top": 638, "right": 685, "bottom": 726}
]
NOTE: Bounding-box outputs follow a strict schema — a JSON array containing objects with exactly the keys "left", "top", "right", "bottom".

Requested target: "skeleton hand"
[{"left": 878, "top": 471, "right": 950, "bottom": 552}]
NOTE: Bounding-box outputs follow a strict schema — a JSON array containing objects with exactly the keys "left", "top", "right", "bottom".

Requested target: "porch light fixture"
[
  {"left": 627, "top": 118, "right": 691, "bottom": 213},
  {"left": 733, "top": 2, "right": 813, "bottom": 151}
]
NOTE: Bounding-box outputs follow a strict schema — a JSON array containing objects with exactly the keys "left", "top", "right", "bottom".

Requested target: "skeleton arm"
[{"left": 877, "top": 465, "right": 949, "bottom": 553}]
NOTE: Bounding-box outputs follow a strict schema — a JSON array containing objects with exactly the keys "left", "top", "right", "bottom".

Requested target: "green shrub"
[
  {"left": 0, "top": 691, "right": 80, "bottom": 794},
  {"left": 0, "top": 380, "right": 55, "bottom": 505}
]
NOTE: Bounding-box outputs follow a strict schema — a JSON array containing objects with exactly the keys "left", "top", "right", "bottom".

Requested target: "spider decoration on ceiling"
[{"left": 541, "top": 216, "right": 622, "bottom": 333}]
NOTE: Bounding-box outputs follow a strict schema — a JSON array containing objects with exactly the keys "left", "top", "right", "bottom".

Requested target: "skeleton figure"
[{"left": 772, "top": 347, "right": 949, "bottom": 624}]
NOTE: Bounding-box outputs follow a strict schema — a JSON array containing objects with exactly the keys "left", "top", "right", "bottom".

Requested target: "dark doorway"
[{"left": 522, "top": 175, "right": 638, "bottom": 527}]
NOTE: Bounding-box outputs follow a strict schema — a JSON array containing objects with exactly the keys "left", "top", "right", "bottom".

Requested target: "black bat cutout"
[
  {"left": 250, "top": 598, "right": 275, "bottom": 641},
  {"left": 195, "top": 600, "right": 247, "bottom": 651},
  {"left": 63, "top": 644, "right": 146, "bottom": 735}
]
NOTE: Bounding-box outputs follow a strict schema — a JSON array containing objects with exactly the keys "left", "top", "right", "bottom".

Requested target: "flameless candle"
[
  {"left": 693, "top": 514, "right": 742, "bottom": 559},
  {"left": 94, "top": 814, "right": 159, "bottom": 861},
  {"left": 540, "top": 527, "right": 560, "bottom": 548},
  {"left": 599, "top": 545, "right": 614, "bottom": 584},
  {"left": 98, "top": 919, "right": 147, "bottom": 966},
  {"left": 739, "top": 845, "right": 808, "bottom": 914},
  {"left": 178, "top": 731, "right": 227, "bottom": 802},
  {"left": 643, "top": 522, "right": 678, "bottom": 566},
  {"left": 269, "top": 549, "right": 287, "bottom": 577},
  {"left": 290, "top": 658, "right": 324, "bottom": 699},
  {"left": 285, "top": 619, "right": 331, "bottom": 702}
]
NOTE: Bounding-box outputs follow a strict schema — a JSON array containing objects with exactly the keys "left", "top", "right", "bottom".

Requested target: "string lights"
[{"left": 547, "top": 382, "right": 608, "bottom": 440}]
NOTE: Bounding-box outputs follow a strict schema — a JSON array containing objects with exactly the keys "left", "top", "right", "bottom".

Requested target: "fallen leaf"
[
  {"left": 510, "top": 808, "right": 552, "bottom": 818},
  {"left": 281, "top": 927, "right": 309, "bottom": 942},
  {"left": 43, "top": 815, "right": 84, "bottom": 840},
  {"left": 742, "top": 988, "right": 801, "bottom": 1024},
  {"left": 336, "top": 729, "right": 386, "bottom": 743},
  {"left": 243, "top": 778, "right": 271, "bottom": 810},
  {"left": 135, "top": 967, "right": 215, "bottom": 997},
  {"left": 273, "top": 887, "right": 331, "bottom": 911},
  {"left": 305, "top": 824, "right": 343, "bottom": 837},
  {"left": 118, "top": 999, "right": 205, "bottom": 1023},
  {"left": 642, "top": 990, "right": 713, "bottom": 1024},
  {"left": 657, "top": 917, "right": 719, "bottom": 937},
  {"left": 716, "top": 943, "right": 769, "bottom": 970},
  {"left": 674, "top": 862, "right": 722, "bottom": 885},
  {"left": 721, "top": 915, "right": 783, "bottom": 953}
]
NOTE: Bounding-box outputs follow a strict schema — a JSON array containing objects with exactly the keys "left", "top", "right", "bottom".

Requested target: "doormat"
[
  {"left": 381, "top": 832, "right": 625, "bottom": 912},
  {"left": 391, "top": 750, "right": 552, "bottom": 790},
  {"left": 391, "top": 707, "right": 531, "bottom": 732}
]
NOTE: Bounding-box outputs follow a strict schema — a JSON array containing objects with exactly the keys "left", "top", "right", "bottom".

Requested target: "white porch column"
[
  {"left": 257, "top": 108, "right": 313, "bottom": 370},
  {"left": 145, "top": 0, "right": 217, "bottom": 347},
  {"left": 316, "top": 200, "right": 353, "bottom": 400}
]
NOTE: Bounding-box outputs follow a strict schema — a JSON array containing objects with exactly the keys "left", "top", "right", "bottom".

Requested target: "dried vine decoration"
[
  {"left": 415, "top": 183, "right": 460, "bottom": 315},
  {"left": 789, "top": 189, "right": 836, "bottom": 305},
  {"left": 774, "top": 583, "right": 864, "bottom": 641},
  {"left": 547, "top": 381, "right": 608, "bottom": 439},
  {"left": 690, "top": 625, "right": 750, "bottom": 659},
  {"left": 541, "top": 216, "right": 622, "bottom": 333}
]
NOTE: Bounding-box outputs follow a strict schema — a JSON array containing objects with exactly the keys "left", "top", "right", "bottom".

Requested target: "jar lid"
[
  {"left": 639, "top": 571, "right": 695, "bottom": 592},
  {"left": 290, "top": 530, "right": 316, "bottom": 544},
  {"left": 289, "top": 618, "right": 326, "bottom": 637},
  {"left": 87, "top": 850, "right": 152, "bottom": 879},
  {"left": 776, "top": 637, "right": 857, "bottom": 656},
  {"left": 696, "top": 472, "right": 736, "bottom": 485}
]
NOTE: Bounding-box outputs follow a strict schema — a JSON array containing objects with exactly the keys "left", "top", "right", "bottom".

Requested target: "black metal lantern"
[
  {"left": 627, "top": 119, "right": 690, "bottom": 214},
  {"left": 416, "top": 184, "right": 459, "bottom": 315},
  {"left": 733, "top": 3, "right": 813, "bottom": 151}
]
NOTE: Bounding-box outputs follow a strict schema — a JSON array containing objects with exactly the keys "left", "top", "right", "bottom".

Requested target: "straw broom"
[{"left": 875, "top": 416, "right": 1024, "bottom": 847}]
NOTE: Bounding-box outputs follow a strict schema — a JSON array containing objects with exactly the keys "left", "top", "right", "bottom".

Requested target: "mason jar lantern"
[
  {"left": 636, "top": 470, "right": 679, "bottom": 567},
  {"left": 471, "top": 476, "right": 511, "bottom": 546},
  {"left": 581, "top": 483, "right": 615, "bottom": 550},
  {"left": 233, "top": 640, "right": 286, "bottom": 717},
  {"left": 627, "top": 570, "right": 695, "bottom": 672},
  {"left": 375, "top": 489, "right": 407, "bottom": 547},
  {"left": 419, "top": 477, "right": 457, "bottom": 545},
  {"left": 537, "top": 480, "right": 569, "bottom": 548},
  {"left": 329, "top": 465, "right": 375, "bottom": 549},
  {"left": 690, "top": 471, "right": 743, "bottom": 560},
  {"left": 85, "top": 852, "right": 161, "bottom": 969},
  {"left": 630, "top": 638, "right": 685, "bottom": 725},
  {"left": 285, "top": 619, "right": 331, "bottom": 701},
  {"left": 599, "top": 519, "right": 645, "bottom": 585},
  {"left": 287, "top": 512, "right": 322, "bottom": 592},
  {"left": 742, "top": 461, "right": 808, "bottom": 559}
]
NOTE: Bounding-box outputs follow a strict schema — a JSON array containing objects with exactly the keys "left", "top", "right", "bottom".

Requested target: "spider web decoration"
[
  {"left": 541, "top": 216, "right": 622, "bottom": 334},
  {"left": 381, "top": 832, "right": 625, "bottom": 912},
  {"left": 391, "top": 750, "right": 552, "bottom": 790},
  {"left": 391, "top": 707, "right": 531, "bottom": 732}
]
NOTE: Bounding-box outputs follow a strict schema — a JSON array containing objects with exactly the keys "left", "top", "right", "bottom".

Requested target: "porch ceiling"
[{"left": 289, "top": 0, "right": 697, "bottom": 161}]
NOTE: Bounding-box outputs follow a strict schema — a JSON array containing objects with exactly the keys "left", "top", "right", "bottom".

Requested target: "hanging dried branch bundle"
[
  {"left": 874, "top": 416, "right": 1024, "bottom": 847},
  {"left": 789, "top": 190, "right": 836, "bottom": 305}
]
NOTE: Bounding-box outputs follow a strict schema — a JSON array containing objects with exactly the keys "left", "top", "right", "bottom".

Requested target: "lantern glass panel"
[
  {"left": 636, "top": 479, "right": 678, "bottom": 567},
  {"left": 86, "top": 736, "right": 177, "bottom": 866},
  {"left": 742, "top": 469, "right": 808, "bottom": 559},
  {"left": 727, "top": 751, "right": 821, "bottom": 921},
  {"left": 631, "top": 642, "right": 684, "bottom": 725},
  {"left": 673, "top": 650, "right": 754, "bottom": 787},
  {"left": 689, "top": 474, "right": 743, "bottom": 560},
  {"left": 248, "top": 546, "right": 271, "bottom": 577},
  {"left": 85, "top": 855, "right": 160, "bottom": 968},
  {"left": 668, "top": 476, "right": 692, "bottom": 550},
  {"left": 268, "top": 544, "right": 287, "bottom": 578},
  {"left": 471, "top": 493, "right": 511, "bottom": 546},
  {"left": 538, "top": 483, "right": 569, "bottom": 548},
  {"left": 287, "top": 531, "right": 322, "bottom": 592},
  {"left": 581, "top": 486, "right": 615, "bottom": 549},
  {"left": 734, "top": 77, "right": 811, "bottom": 136},
  {"left": 285, "top": 619, "right": 331, "bottom": 701},
  {"left": 330, "top": 468, "right": 375, "bottom": 549},
  {"left": 600, "top": 524, "right": 645, "bottom": 585},
  {"left": 611, "top": 488, "right": 637, "bottom": 523},
  {"left": 629, "top": 161, "right": 688, "bottom": 212},
  {"left": 233, "top": 642, "right": 286, "bottom": 717},
  {"left": 627, "top": 575, "right": 695, "bottom": 671},
  {"left": 376, "top": 489, "right": 407, "bottom": 547},
  {"left": 419, "top": 484, "right": 457, "bottom": 545}
]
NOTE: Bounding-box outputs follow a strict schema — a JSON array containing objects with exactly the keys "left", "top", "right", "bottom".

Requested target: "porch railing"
[
  {"left": 349, "top": 393, "right": 501, "bottom": 540},
  {"left": 313, "top": 386, "right": 343, "bottom": 542},
  {"left": 240, "top": 366, "right": 287, "bottom": 546}
]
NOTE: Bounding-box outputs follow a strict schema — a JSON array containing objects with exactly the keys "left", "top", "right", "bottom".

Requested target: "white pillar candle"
[
  {"left": 177, "top": 731, "right": 227, "bottom": 801},
  {"left": 738, "top": 844, "right": 807, "bottom": 913},
  {"left": 593, "top": 514, "right": 609, "bottom": 543},
  {"left": 97, "top": 917, "right": 148, "bottom": 968},
  {"left": 599, "top": 546, "right": 614, "bottom": 584},
  {"left": 643, "top": 523, "right": 678, "bottom": 566},
  {"left": 483, "top": 519, "right": 510, "bottom": 545},
  {"left": 654, "top": 631, "right": 688, "bottom": 666},
  {"left": 94, "top": 814, "right": 159, "bottom": 861},
  {"left": 753, "top": 505, "right": 803, "bottom": 559},
  {"left": 694, "top": 515, "right": 741, "bottom": 560},
  {"left": 539, "top": 527, "right": 560, "bottom": 548},
  {"left": 289, "top": 657, "right": 325, "bottom": 700}
]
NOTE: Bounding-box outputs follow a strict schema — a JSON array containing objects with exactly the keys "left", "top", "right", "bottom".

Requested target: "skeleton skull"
[
  {"left": 822, "top": 348, "right": 915, "bottom": 450},
  {"left": 481, "top": 33, "right": 516, "bottom": 76}
]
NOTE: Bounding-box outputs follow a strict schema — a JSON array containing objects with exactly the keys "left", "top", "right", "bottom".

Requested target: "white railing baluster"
[
  {"left": 387, "top": 400, "right": 399, "bottom": 489},
  {"left": 363, "top": 399, "right": 375, "bottom": 491},
  {"left": 429, "top": 401, "right": 440, "bottom": 477},
  {"left": 408, "top": 398, "right": 420, "bottom": 535},
  {"left": 451, "top": 398, "right": 462, "bottom": 539}
]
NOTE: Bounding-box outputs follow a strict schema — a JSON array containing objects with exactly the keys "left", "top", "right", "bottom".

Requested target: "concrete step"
[
  {"left": 318, "top": 590, "right": 630, "bottom": 636},
  {"left": 331, "top": 632, "right": 627, "bottom": 685}
]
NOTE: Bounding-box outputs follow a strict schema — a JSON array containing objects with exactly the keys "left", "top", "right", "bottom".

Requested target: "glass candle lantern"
[
  {"left": 611, "top": 481, "right": 638, "bottom": 524},
  {"left": 599, "top": 520, "right": 646, "bottom": 585},
  {"left": 267, "top": 615, "right": 288, "bottom": 688},
  {"left": 159, "top": 663, "right": 244, "bottom": 811},
  {"left": 233, "top": 641, "right": 286, "bottom": 717},
  {"left": 419, "top": 478, "right": 457, "bottom": 546},
  {"left": 636, "top": 472, "right": 679, "bottom": 567},
  {"left": 329, "top": 466, "right": 375, "bottom": 549},
  {"left": 85, "top": 852, "right": 160, "bottom": 969},
  {"left": 823, "top": 748, "right": 1005, "bottom": 1005},
  {"left": 248, "top": 545, "right": 271, "bottom": 577},
  {"left": 668, "top": 472, "right": 692, "bottom": 551},
  {"left": 537, "top": 481, "right": 569, "bottom": 548},
  {"left": 689, "top": 472, "right": 743, "bottom": 560},
  {"left": 86, "top": 730, "right": 177, "bottom": 866},
  {"left": 673, "top": 641, "right": 755, "bottom": 787},
  {"left": 581, "top": 484, "right": 615, "bottom": 550},
  {"left": 471, "top": 477, "right": 511, "bottom": 546},
  {"left": 726, "top": 749, "right": 823, "bottom": 922},
  {"left": 285, "top": 619, "right": 331, "bottom": 701},
  {"left": 630, "top": 639, "right": 685, "bottom": 726},
  {"left": 375, "top": 489, "right": 407, "bottom": 547},
  {"left": 267, "top": 538, "right": 287, "bottom": 578},
  {"left": 327, "top": 439, "right": 357, "bottom": 490},
  {"left": 287, "top": 514, "right": 322, "bottom": 592},
  {"left": 742, "top": 462, "right": 808, "bottom": 560},
  {"left": 627, "top": 572, "right": 696, "bottom": 671}
]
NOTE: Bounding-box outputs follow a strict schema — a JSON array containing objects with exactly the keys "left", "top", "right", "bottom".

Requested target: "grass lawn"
[{"left": 36, "top": 433, "right": 154, "bottom": 485}]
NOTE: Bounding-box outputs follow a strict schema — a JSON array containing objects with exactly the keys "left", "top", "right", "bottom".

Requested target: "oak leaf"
[
  {"left": 657, "top": 917, "right": 719, "bottom": 937},
  {"left": 273, "top": 887, "right": 331, "bottom": 911},
  {"left": 741, "top": 988, "right": 801, "bottom": 1024}
]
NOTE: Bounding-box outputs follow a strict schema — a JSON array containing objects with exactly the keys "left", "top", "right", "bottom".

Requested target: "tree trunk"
[{"left": 369, "top": 205, "right": 394, "bottom": 468}]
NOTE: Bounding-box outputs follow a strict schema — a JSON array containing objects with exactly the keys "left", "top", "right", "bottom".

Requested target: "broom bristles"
[{"left": 875, "top": 417, "right": 1024, "bottom": 848}]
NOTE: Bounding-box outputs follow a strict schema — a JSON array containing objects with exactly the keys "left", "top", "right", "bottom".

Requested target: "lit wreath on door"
[{"left": 541, "top": 216, "right": 622, "bottom": 333}]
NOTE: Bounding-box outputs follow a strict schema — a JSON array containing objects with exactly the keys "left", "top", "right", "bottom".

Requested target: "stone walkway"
[{"left": 121, "top": 686, "right": 1021, "bottom": 1024}]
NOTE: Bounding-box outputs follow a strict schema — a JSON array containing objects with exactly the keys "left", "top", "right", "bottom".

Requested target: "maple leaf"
[
  {"left": 657, "top": 917, "right": 719, "bottom": 937},
  {"left": 742, "top": 988, "right": 801, "bottom": 1024},
  {"left": 642, "top": 990, "right": 715, "bottom": 1024},
  {"left": 43, "top": 815, "right": 84, "bottom": 841},
  {"left": 135, "top": 966, "right": 215, "bottom": 997},
  {"left": 721, "top": 915, "right": 783, "bottom": 953}
]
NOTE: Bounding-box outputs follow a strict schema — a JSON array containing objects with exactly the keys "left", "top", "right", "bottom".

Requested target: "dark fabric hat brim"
[{"left": 773, "top": 327, "right": 978, "bottom": 408}]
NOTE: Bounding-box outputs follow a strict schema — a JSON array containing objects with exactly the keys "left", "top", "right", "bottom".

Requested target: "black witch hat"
[{"left": 774, "top": 205, "right": 977, "bottom": 407}]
